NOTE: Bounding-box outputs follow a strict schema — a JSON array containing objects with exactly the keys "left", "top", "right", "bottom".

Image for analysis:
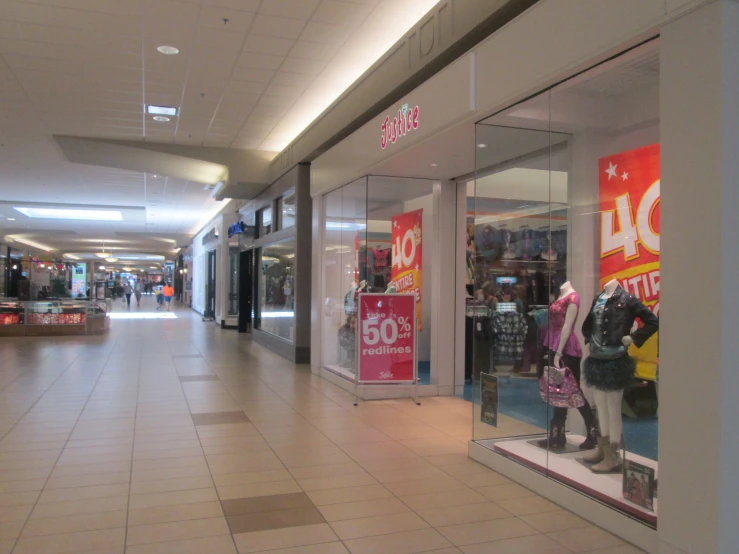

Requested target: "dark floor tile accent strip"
[
  {"left": 227, "top": 507, "right": 326, "bottom": 534},
  {"left": 179, "top": 375, "right": 220, "bottom": 382},
  {"left": 191, "top": 411, "right": 250, "bottom": 426},
  {"left": 222, "top": 493, "right": 314, "bottom": 516}
]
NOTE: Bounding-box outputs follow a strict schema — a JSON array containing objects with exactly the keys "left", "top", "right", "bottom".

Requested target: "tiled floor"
[{"left": 0, "top": 298, "right": 645, "bottom": 554}]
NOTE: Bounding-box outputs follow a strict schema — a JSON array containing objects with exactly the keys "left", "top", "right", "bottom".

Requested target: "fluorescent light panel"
[
  {"left": 147, "top": 105, "right": 178, "bottom": 116},
  {"left": 14, "top": 207, "right": 123, "bottom": 221}
]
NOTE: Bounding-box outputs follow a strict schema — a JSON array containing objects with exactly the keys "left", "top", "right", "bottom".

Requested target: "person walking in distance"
[
  {"left": 134, "top": 279, "right": 142, "bottom": 307},
  {"left": 162, "top": 282, "right": 174, "bottom": 312},
  {"left": 123, "top": 280, "right": 132, "bottom": 308}
]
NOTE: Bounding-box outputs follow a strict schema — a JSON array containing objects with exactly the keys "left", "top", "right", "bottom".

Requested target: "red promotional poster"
[
  {"left": 391, "top": 209, "right": 422, "bottom": 330},
  {"left": 357, "top": 294, "right": 416, "bottom": 383},
  {"left": 599, "top": 143, "right": 660, "bottom": 380}
]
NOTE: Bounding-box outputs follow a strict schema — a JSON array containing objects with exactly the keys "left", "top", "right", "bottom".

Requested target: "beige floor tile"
[
  {"left": 343, "top": 527, "right": 452, "bottom": 554},
  {"left": 38, "top": 483, "right": 129, "bottom": 503},
  {"left": 456, "top": 471, "right": 512, "bottom": 487},
  {"left": 385, "top": 476, "right": 468, "bottom": 497},
  {"left": 0, "top": 468, "right": 53, "bottom": 483},
  {"left": 130, "top": 475, "right": 213, "bottom": 495},
  {"left": 416, "top": 502, "right": 512, "bottom": 527},
  {"left": 132, "top": 455, "right": 207, "bottom": 472},
  {"left": 0, "top": 539, "right": 14, "bottom": 554},
  {"left": 12, "top": 527, "right": 125, "bottom": 554},
  {"left": 124, "top": 534, "right": 237, "bottom": 554},
  {"left": 22, "top": 510, "right": 127, "bottom": 537},
  {"left": 496, "top": 496, "right": 561, "bottom": 516},
  {"left": 478, "top": 483, "right": 538, "bottom": 502},
  {"left": 399, "top": 488, "right": 488, "bottom": 511},
  {"left": 0, "top": 520, "right": 24, "bottom": 540},
  {"left": 128, "top": 501, "right": 224, "bottom": 526},
  {"left": 547, "top": 526, "right": 625, "bottom": 553},
  {"left": 297, "top": 472, "right": 378, "bottom": 492},
  {"left": 585, "top": 546, "right": 646, "bottom": 554},
  {"left": 129, "top": 487, "right": 219, "bottom": 510},
  {"left": 288, "top": 463, "right": 366, "bottom": 480},
  {"left": 369, "top": 465, "right": 449, "bottom": 484},
  {"left": 330, "top": 511, "right": 429, "bottom": 540},
  {"left": 233, "top": 522, "right": 338, "bottom": 553},
  {"left": 127, "top": 516, "right": 230, "bottom": 546},
  {"left": 307, "top": 484, "right": 393, "bottom": 506},
  {"left": 358, "top": 457, "right": 434, "bottom": 473},
  {"left": 133, "top": 446, "right": 205, "bottom": 460},
  {"left": 0, "top": 490, "right": 40, "bottom": 507},
  {"left": 340, "top": 442, "right": 417, "bottom": 462},
  {"left": 218, "top": 480, "right": 302, "bottom": 500},
  {"left": 213, "top": 469, "right": 292, "bottom": 488},
  {"left": 0, "top": 504, "right": 33, "bottom": 523},
  {"left": 0, "top": 478, "right": 46, "bottom": 493},
  {"left": 459, "top": 534, "right": 572, "bottom": 554},
  {"left": 520, "top": 510, "right": 591, "bottom": 533},
  {"left": 45, "top": 471, "right": 131, "bottom": 490},
  {"left": 50, "top": 461, "right": 131, "bottom": 478},
  {"left": 132, "top": 463, "right": 211, "bottom": 482},
  {"left": 251, "top": 542, "right": 349, "bottom": 554},
  {"left": 317, "top": 497, "right": 411, "bottom": 522},
  {"left": 436, "top": 517, "right": 539, "bottom": 546}
]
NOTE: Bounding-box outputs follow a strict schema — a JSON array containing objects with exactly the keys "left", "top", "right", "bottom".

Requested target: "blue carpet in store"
[
  {"left": 459, "top": 377, "right": 657, "bottom": 461},
  {"left": 418, "top": 362, "right": 431, "bottom": 385}
]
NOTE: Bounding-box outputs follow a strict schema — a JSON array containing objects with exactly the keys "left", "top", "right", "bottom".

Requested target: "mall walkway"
[{"left": 0, "top": 298, "right": 641, "bottom": 554}]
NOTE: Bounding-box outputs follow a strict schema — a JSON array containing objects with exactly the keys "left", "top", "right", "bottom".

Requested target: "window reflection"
[{"left": 257, "top": 239, "right": 295, "bottom": 342}]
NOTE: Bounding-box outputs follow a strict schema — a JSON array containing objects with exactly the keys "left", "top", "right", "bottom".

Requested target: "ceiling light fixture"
[
  {"left": 14, "top": 207, "right": 123, "bottom": 221},
  {"left": 477, "top": 143, "right": 488, "bottom": 148},
  {"left": 7, "top": 235, "right": 54, "bottom": 251},
  {"left": 147, "top": 105, "right": 177, "bottom": 117},
  {"left": 98, "top": 266, "right": 106, "bottom": 270},
  {"left": 105, "top": 257, "right": 118, "bottom": 263},
  {"left": 430, "top": 163, "right": 438, "bottom": 167},
  {"left": 63, "top": 253, "right": 81, "bottom": 260},
  {"left": 6, "top": 218, "right": 15, "bottom": 221},
  {"left": 156, "top": 45, "right": 179, "bottom": 55},
  {"left": 152, "top": 116, "right": 170, "bottom": 122}
]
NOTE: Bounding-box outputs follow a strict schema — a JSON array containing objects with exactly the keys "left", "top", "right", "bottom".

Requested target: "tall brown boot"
[
  {"left": 583, "top": 436, "right": 607, "bottom": 464},
  {"left": 591, "top": 441, "right": 622, "bottom": 473}
]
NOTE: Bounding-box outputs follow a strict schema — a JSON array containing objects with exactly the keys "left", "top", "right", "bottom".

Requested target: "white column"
[{"left": 660, "top": 2, "right": 739, "bottom": 553}]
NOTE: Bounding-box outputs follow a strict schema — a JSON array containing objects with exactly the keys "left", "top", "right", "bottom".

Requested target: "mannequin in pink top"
[{"left": 537, "top": 281, "right": 598, "bottom": 450}]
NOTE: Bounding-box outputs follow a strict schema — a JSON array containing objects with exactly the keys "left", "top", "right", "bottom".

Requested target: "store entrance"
[
  {"left": 205, "top": 249, "right": 216, "bottom": 320},
  {"left": 238, "top": 250, "right": 253, "bottom": 333}
]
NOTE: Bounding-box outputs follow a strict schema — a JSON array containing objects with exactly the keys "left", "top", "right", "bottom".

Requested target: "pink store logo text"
[{"left": 381, "top": 103, "right": 420, "bottom": 149}]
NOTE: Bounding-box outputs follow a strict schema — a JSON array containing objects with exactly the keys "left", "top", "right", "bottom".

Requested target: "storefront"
[
  {"left": 238, "top": 164, "right": 312, "bottom": 363},
  {"left": 309, "top": 1, "right": 737, "bottom": 552}
]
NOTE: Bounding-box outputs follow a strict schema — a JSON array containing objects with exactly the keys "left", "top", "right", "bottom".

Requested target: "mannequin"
[
  {"left": 582, "top": 278, "right": 658, "bottom": 473},
  {"left": 537, "top": 281, "right": 598, "bottom": 450}
]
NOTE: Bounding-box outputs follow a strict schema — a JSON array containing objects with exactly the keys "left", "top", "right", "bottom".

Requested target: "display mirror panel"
[
  {"left": 257, "top": 239, "right": 296, "bottom": 342},
  {"left": 471, "top": 41, "right": 660, "bottom": 526}
]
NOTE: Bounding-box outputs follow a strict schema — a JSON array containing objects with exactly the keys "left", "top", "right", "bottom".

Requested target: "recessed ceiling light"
[
  {"left": 430, "top": 163, "right": 438, "bottom": 167},
  {"left": 157, "top": 45, "right": 179, "bottom": 55},
  {"left": 14, "top": 207, "right": 123, "bottom": 221},
  {"left": 147, "top": 105, "right": 177, "bottom": 116},
  {"left": 7, "top": 217, "right": 15, "bottom": 221},
  {"left": 152, "top": 116, "right": 170, "bottom": 122},
  {"left": 98, "top": 265, "right": 106, "bottom": 270},
  {"left": 477, "top": 143, "right": 487, "bottom": 148}
]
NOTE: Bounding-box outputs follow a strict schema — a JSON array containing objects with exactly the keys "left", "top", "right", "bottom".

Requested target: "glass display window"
[
  {"left": 256, "top": 239, "right": 296, "bottom": 342},
  {"left": 258, "top": 205, "right": 273, "bottom": 237},
  {"left": 278, "top": 189, "right": 296, "bottom": 230},
  {"left": 471, "top": 40, "right": 660, "bottom": 527}
]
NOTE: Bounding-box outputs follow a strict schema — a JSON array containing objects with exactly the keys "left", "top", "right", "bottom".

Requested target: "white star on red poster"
[
  {"left": 621, "top": 171, "right": 629, "bottom": 181},
  {"left": 605, "top": 162, "right": 618, "bottom": 180}
]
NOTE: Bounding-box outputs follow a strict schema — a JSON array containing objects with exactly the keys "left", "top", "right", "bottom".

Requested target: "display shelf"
[{"left": 0, "top": 300, "right": 109, "bottom": 336}]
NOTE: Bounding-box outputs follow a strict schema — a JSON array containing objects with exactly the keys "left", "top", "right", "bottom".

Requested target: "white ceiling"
[{"left": 0, "top": 0, "right": 437, "bottom": 256}]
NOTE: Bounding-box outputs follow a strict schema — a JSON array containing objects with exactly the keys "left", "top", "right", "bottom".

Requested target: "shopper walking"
[
  {"left": 155, "top": 283, "right": 164, "bottom": 311},
  {"left": 162, "top": 282, "right": 174, "bottom": 312},
  {"left": 134, "top": 280, "right": 142, "bottom": 307},
  {"left": 123, "top": 281, "right": 132, "bottom": 308}
]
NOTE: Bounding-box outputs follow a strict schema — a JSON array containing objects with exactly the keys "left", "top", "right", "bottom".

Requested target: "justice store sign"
[
  {"left": 381, "top": 103, "right": 420, "bottom": 149},
  {"left": 357, "top": 294, "right": 416, "bottom": 383}
]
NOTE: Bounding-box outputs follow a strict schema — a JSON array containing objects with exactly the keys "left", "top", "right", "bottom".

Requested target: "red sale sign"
[
  {"left": 599, "top": 143, "right": 660, "bottom": 380},
  {"left": 391, "top": 209, "right": 422, "bottom": 330},
  {"left": 357, "top": 294, "right": 416, "bottom": 383}
]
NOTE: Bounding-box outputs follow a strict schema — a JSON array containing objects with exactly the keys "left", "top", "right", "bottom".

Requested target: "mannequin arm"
[{"left": 554, "top": 301, "right": 577, "bottom": 367}]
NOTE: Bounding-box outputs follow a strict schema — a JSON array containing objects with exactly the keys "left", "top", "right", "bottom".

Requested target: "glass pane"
[
  {"left": 257, "top": 239, "right": 296, "bottom": 342},
  {"left": 281, "top": 189, "right": 296, "bottom": 229},
  {"left": 228, "top": 246, "right": 239, "bottom": 316},
  {"left": 321, "top": 177, "right": 367, "bottom": 380},
  {"left": 366, "top": 176, "right": 435, "bottom": 384},
  {"left": 259, "top": 206, "right": 273, "bottom": 237}
]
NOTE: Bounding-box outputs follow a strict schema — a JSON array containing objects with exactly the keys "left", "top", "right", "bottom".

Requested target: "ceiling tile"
[
  {"left": 200, "top": 7, "right": 256, "bottom": 33},
  {"left": 264, "top": 82, "right": 303, "bottom": 99},
  {"left": 235, "top": 51, "right": 284, "bottom": 70},
  {"left": 257, "top": 94, "right": 296, "bottom": 108},
  {"left": 251, "top": 14, "right": 306, "bottom": 40},
  {"left": 259, "top": 0, "right": 322, "bottom": 20},
  {"left": 195, "top": 27, "right": 246, "bottom": 51},
  {"left": 230, "top": 66, "right": 275, "bottom": 84},
  {"left": 243, "top": 35, "right": 294, "bottom": 57},
  {"left": 299, "top": 21, "right": 353, "bottom": 45},
  {"left": 289, "top": 40, "right": 339, "bottom": 62},
  {"left": 279, "top": 57, "right": 327, "bottom": 75},
  {"left": 271, "top": 70, "right": 319, "bottom": 88},
  {"left": 251, "top": 104, "right": 290, "bottom": 118},
  {"left": 226, "top": 79, "right": 269, "bottom": 95},
  {"left": 204, "top": 0, "right": 260, "bottom": 12},
  {"left": 146, "top": 0, "right": 200, "bottom": 28}
]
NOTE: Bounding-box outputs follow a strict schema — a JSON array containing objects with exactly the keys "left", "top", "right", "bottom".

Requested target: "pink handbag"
[{"left": 539, "top": 366, "right": 586, "bottom": 408}]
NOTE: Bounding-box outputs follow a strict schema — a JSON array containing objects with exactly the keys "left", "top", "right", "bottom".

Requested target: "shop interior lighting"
[
  {"left": 156, "top": 45, "right": 179, "bottom": 55},
  {"left": 14, "top": 207, "right": 123, "bottom": 221},
  {"left": 63, "top": 253, "right": 81, "bottom": 260},
  {"left": 6, "top": 218, "right": 15, "bottom": 221},
  {"left": 147, "top": 105, "right": 178, "bottom": 117},
  {"left": 105, "top": 257, "right": 118, "bottom": 263},
  {"left": 98, "top": 266, "right": 106, "bottom": 270},
  {"left": 152, "top": 116, "right": 170, "bottom": 122}
]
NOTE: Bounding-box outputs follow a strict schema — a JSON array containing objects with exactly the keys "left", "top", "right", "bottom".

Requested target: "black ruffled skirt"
[{"left": 584, "top": 355, "right": 636, "bottom": 391}]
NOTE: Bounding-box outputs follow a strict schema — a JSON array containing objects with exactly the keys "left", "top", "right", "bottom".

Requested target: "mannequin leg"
[
  {"left": 593, "top": 389, "right": 610, "bottom": 439},
  {"left": 605, "top": 389, "right": 624, "bottom": 443}
]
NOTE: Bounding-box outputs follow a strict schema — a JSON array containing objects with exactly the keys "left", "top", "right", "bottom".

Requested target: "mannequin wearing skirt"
[{"left": 581, "top": 279, "right": 658, "bottom": 473}]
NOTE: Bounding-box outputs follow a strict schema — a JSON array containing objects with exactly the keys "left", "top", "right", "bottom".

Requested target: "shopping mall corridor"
[{"left": 0, "top": 297, "right": 640, "bottom": 554}]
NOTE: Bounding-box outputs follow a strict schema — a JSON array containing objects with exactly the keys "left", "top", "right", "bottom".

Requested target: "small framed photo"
[{"left": 623, "top": 460, "right": 655, "bottom": 511}]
